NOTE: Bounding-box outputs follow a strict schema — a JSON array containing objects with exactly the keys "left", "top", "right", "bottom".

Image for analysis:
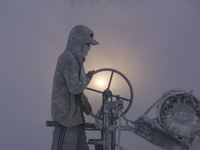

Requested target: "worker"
[{"left": 51, "top": 25, "right": 99, "bottom": 150}]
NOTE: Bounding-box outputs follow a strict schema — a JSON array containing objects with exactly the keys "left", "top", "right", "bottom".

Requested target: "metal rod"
[
  {"left": 111, "top": 94, "right": 130, "bottom": 101},
  {"left": 107, "top": 71, "right": 114, "bottom": 90},
  {"left": 86, "top": 87, "right": 103, "bottom": 94}
]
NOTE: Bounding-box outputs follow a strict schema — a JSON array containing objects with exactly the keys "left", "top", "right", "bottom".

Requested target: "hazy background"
[{"left": 0, "top": 0, "right": 200, "bottom": 150}]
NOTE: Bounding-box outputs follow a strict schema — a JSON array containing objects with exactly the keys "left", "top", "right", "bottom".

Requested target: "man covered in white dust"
[{"left": 51, "top": 25, "right": 99, "bottom": 150}]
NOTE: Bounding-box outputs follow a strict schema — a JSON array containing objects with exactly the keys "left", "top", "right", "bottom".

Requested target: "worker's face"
[{"left": 83, "top": 43, "right": 91, "bottom": 57}]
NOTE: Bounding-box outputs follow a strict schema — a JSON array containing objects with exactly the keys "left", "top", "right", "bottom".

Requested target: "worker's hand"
[
  {"left": 83, "top": 101, "right": 92, "bottom": 115},
  {"left": 86, "top": 70, "right": 95, "bottom": 80}
]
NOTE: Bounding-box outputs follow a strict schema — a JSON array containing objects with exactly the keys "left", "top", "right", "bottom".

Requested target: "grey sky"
[{"left": 0, "top": 0, "right": 200, "bottom": 150}]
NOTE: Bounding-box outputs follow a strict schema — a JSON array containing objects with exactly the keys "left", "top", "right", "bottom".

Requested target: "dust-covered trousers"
[{"left": 51, "top": 124, "right": 89, "bottom": 150}]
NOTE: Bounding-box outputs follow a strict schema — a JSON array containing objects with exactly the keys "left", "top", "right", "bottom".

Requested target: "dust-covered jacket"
[{"left": 51, "top": 25, "right": 94, "bottom": 127}]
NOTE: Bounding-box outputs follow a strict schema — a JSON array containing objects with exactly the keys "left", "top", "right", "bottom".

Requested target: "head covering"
[
  {"left": 66, "top": 25, "right": 99, "bottom": 58},
  {"left": 69, "top": 25, "right": 99, "bottom": 45}
]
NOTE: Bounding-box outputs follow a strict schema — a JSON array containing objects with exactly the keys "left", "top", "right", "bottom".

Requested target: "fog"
[{"left": 0, "top": 0, "right": 200, "bottom": 150}]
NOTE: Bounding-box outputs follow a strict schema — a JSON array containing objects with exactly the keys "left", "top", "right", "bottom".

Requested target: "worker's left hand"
[
  {"left": 86, "top": 70, "right": 95, "bottom": 80},
  {"left": 83, "top": 101, "right": 92, "bottom": 115}
]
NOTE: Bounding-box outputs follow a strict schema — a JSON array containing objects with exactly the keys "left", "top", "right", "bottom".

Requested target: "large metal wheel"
[
  {"left": 86, "top": 68, "right": 134, "bottom": 120},
  {"left": 157, "top": 91, "right": 200, "bottom": 137}
]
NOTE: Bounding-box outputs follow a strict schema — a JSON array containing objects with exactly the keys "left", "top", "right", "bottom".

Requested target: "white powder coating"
[
  {"left": 51, "top": 25, "right": 98, "bottom": 127},
  {"left": 157, "top": 89, "right": 200, "bottom": 137}
]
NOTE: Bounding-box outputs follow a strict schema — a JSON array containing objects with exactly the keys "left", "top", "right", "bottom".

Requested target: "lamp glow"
[{"left": 98, "top": 80, "right": 104, "bottom": 86}]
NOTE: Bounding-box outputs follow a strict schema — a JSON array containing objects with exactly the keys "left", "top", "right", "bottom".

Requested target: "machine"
[{"left": 47, "top": 68, "right": 200, "bottom": 150}]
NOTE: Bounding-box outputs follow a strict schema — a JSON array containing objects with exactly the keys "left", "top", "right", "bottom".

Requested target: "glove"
[
  {"left": 86, "top": 70, "right": 95, "bottom": 80},
  {"left": 83, "top": 101, "right": 92, "bottom": 115}
]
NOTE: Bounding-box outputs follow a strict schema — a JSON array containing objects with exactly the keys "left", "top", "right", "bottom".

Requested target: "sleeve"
[
  {"left": 63, "top": 57, "right": 87, "bottom": 95},
  {"left": 86, "top": 76, "right": 91, "bottom": 86}
]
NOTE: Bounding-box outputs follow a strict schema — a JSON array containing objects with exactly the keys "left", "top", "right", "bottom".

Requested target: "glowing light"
[{"left": 98, "top": 80, "right": 104, "bottom": 86}]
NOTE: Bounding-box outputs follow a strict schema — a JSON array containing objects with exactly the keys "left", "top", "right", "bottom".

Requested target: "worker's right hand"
[{"left": 83, "top": 101, "right": 92, "bottom": 115}]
